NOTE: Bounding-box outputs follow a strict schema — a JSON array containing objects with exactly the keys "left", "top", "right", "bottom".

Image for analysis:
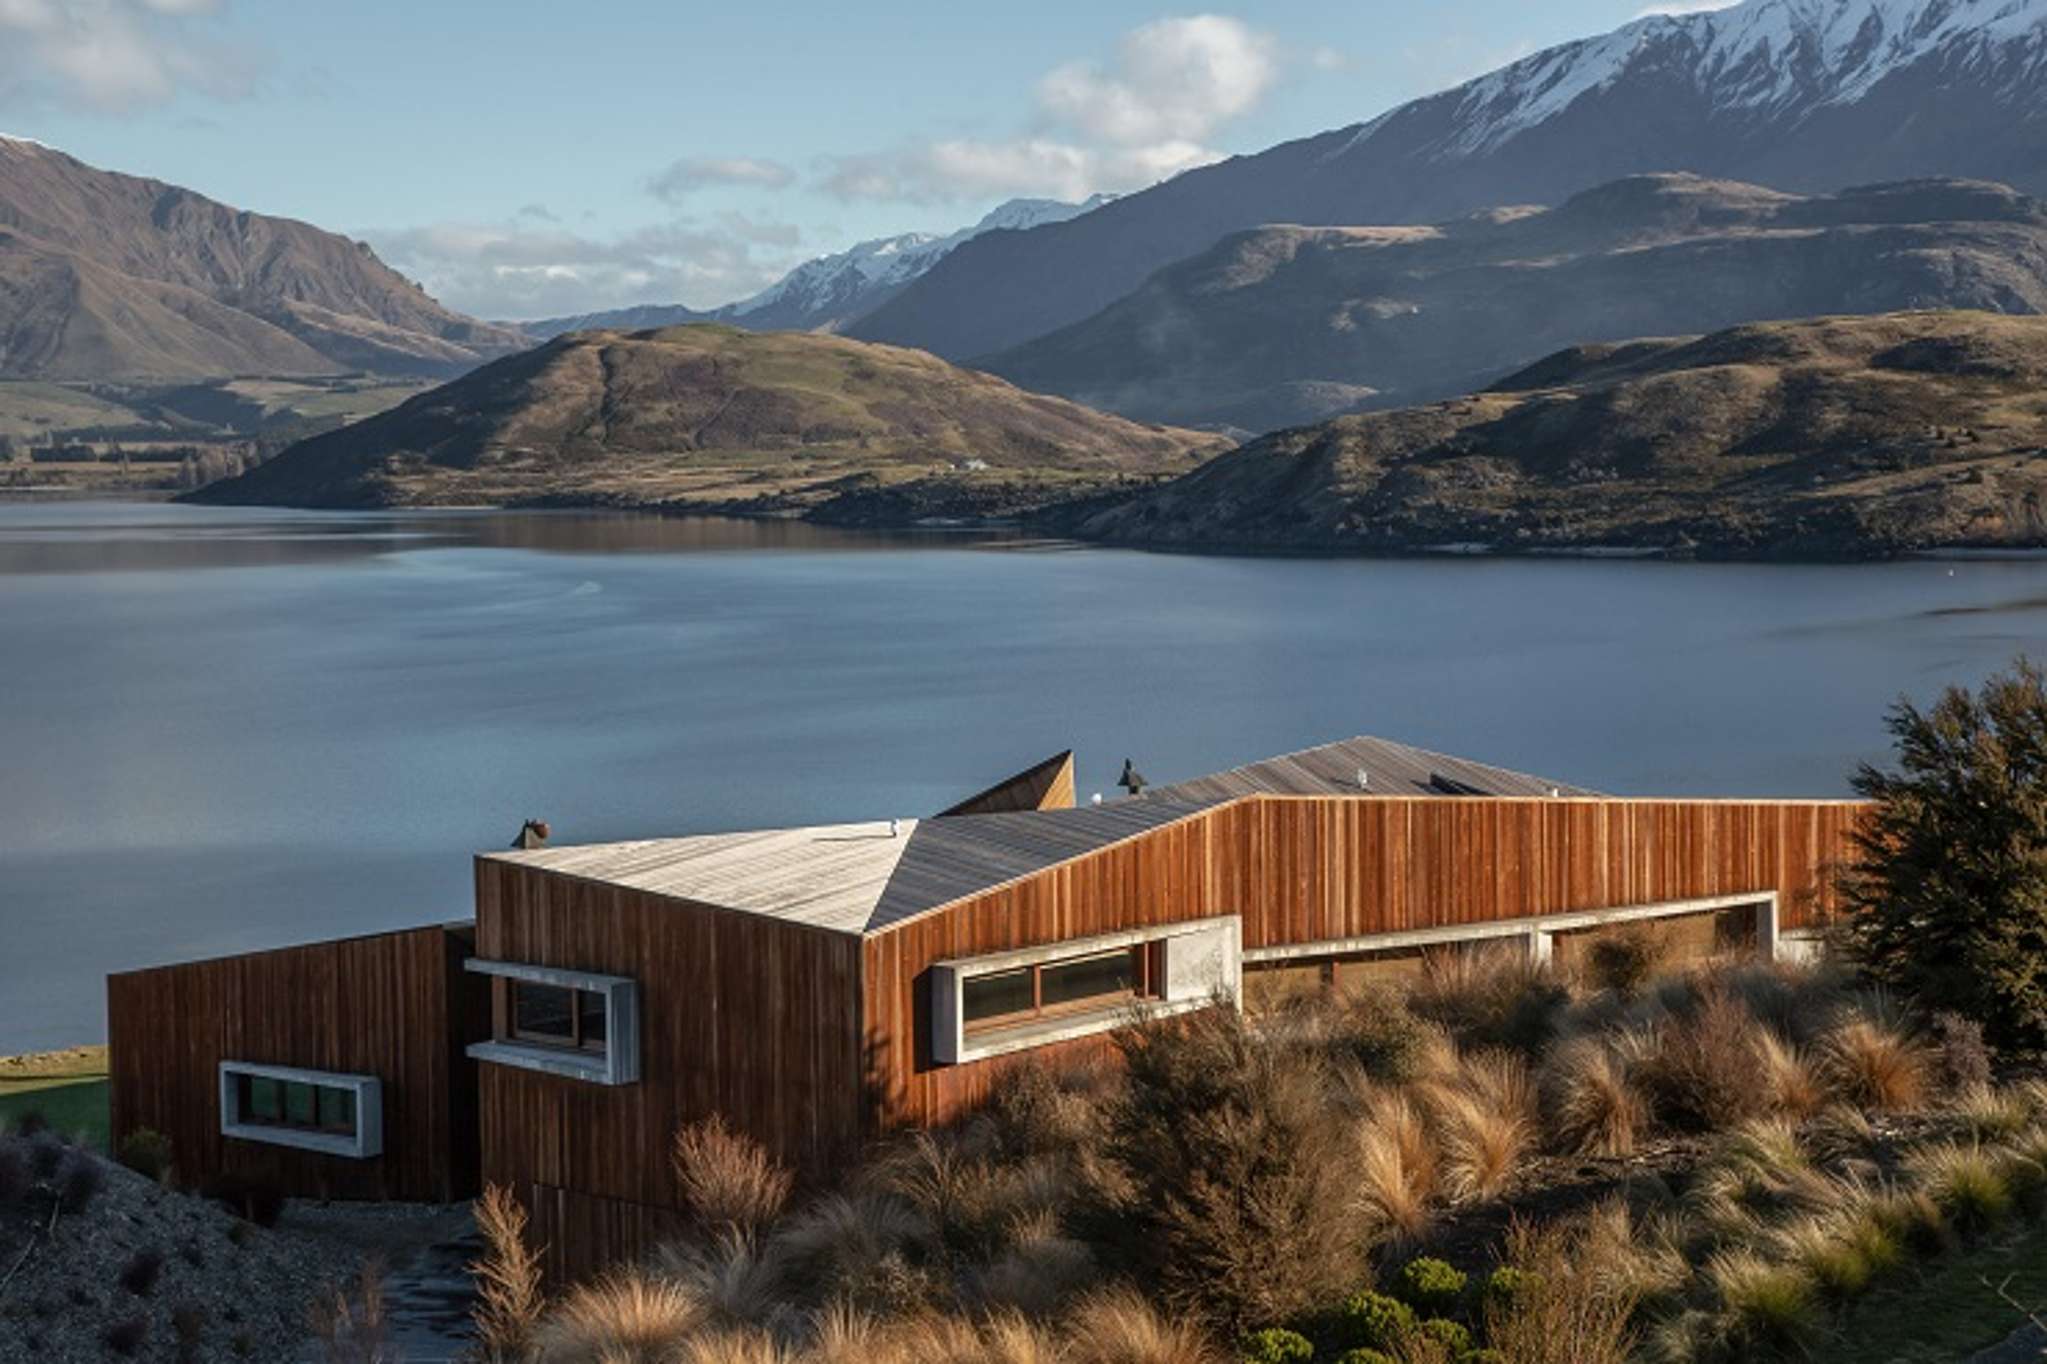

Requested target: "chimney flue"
[{"left": 512, "top": 819, "right": 551, "bottom": 850}]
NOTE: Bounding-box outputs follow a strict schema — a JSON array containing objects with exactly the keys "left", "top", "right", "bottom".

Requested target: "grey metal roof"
[{"left": 1141, "top": 735, "right": 1601, "bottom": 804}]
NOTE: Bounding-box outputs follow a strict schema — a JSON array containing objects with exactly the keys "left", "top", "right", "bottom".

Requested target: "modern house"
[{"left": 108, "top": 736, "right": 1868, "bottom": 1280}]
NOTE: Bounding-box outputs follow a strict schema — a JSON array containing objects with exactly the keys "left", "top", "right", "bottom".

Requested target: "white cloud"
[
  {"left": 822, "top": 12, "right": 1280, "bottom": 204},
  {"left": 0, "top": 0, "right": 258, "bottom": 113},
  {"left": 647, "top": 155, "right": 796, "bottom": 202},
  {"left": 363, "top": 214, "right": 808, "bottom": 321}
]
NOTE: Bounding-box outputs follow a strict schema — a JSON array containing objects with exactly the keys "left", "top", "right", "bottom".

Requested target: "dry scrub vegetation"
[{"left": 473, "top": 943, "right": 2047, "bottom": 1363}]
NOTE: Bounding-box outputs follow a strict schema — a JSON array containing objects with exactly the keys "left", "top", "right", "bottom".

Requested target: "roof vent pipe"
[
  {"left": 1357, "top": 768, "right": 1369, "bottom": 790},
  {"left": 1117, "top": 759, "right": 1148, "bottom": 798}
]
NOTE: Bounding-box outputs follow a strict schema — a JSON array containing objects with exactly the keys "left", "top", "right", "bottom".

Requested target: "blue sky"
[{"left": 0, "top": 1, "right": 1726, "bottom": 319}]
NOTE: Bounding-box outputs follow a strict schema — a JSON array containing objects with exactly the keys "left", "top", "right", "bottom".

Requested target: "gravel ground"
[{"left": 0, "top": 1130, "right": 474, "bottom": 1362}]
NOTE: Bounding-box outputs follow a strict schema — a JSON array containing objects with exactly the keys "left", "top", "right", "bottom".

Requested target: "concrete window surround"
[
  {"left": 464, "top": 959, "right": 641, "bottom": 1085},
  {"left": 931, "top": 916, "right": 1242, "bottom": 1065},
  {"left": 1240, "top": 891, "right": 1784, "bottom": 968},
  {"left": 218, "top": 1061, "right": 383, "bottom": 1159}
]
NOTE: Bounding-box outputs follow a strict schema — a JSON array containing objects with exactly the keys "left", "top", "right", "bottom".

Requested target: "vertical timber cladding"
[
  {"left": 105, "top": 924, "right": 485, "bottom": 1203},
  {"left": 472, "top": 857, "right": 865, "bottom": 1279},
  {"left": 864, "top": 795, "right": 1869, "bottom": 1133}
]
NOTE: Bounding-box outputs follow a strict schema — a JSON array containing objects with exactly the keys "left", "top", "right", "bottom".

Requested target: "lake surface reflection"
[{"left": 5, "top": 500, "right": 2045, "bottom": 1049}]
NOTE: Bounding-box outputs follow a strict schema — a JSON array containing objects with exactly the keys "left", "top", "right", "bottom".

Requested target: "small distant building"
[{"left": 108, "top": 735, "right": 1868, "bottom": 1281}]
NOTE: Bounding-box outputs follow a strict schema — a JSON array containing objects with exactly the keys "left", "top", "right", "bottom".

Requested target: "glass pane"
[
  {"left": 578, "top": 990, "right": 608, "bottom": 1050},
  {"left": 513, "top": 982, "right": 577, "bottom": 1042},
  {"left": 284, "top": 1081, "right": 316, "bottom": 1127},
  {"left": 962, "top": 968, "right": 1034, "bottom": 1026},
  {"left": 315, "top": 1085, "right": 355, "bottom": 1133},
  {"left": 1040, "top": 950, "right": 1135, "bottom": 1010},
  {"left": 247, "top": 1076, "right": 282, "bottom": 1122}
]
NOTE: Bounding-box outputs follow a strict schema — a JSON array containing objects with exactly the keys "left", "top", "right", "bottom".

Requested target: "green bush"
[
  {"left": 1335, "top": 1352, "right": 1397, "bottom": 1364},
  {"left": 115, "top": 1128, "right": 172, "bottom": 1183},
  {"left": 1336, "top": 1290, "right": 1416, "bottom": 1352},
  {"left": 1418, "top": 1317, "right": 1472, "bottom": 1354},
  {"left": 1394, "top": 1257, "right": 1468, "bottom": 1316},
  {"left": 1331, "top": 990, "right": 1434, "bottom": 1084},
  {"left": 1239, "top": 1327, "right": 1313, "bottom": 1364},
  {"left": 1460, "top": 1351, "right": 1507, "bottom": 1364},
  {"left": 1482, "top": 1265, "right": 1529, "bottom": 1309}
]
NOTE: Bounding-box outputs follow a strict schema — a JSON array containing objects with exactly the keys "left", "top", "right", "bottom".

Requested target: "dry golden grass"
[
  {"left": 673, "top": 1114, "right": 794, "bottom": 1239},
  {"left": 1355, "top": 1090, "right": 1438, "bottom": 1236},
  {"left": 532, "top": 1269, "right": 703, "bottom": 1363},
  {"left": 470, "top": 1184, "right": 547, "bottom": 1362},
  {"left": 1819, "top": 1012, "right": 1930, "bottom": 1112},
  {"left": 1482, "top": 1219, "right": 1637, "bottom": 1364},
  {"left": 1543, "top": 1035, "right": 1649, "bottom": 1156},
  {"left": 1756, "top": 1029, "right": 1826, "bottom": 1119},
  {"left": 1422, "top": 1049, "right": 1534, "bottom": 1203},
  {"left": 1062, "top": 1286, "right": 1226, "bottom": 1364}
]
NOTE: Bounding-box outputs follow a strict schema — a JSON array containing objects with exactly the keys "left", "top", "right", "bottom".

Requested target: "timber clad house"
[{"left": 107, "top": 737, "right": 1869, "bottom": 1281}]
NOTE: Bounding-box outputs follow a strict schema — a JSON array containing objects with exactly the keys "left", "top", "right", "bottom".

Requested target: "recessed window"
[
  {"left": 961, "top": 943, "right": 1163, "bottom": 1037},
  {"left": 465, "top": 959, "right": 640, "bottom": 1085},
  {"left": 219, "top": 1062, "right": 382, "bottom": 1159}
]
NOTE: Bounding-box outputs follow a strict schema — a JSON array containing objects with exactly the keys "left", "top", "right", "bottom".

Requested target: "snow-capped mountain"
[
  {"left": 520, "top": 195, "right": 1111, "bottom": 341},
  {"left": 850, "top": 0, "right": 2047, "bottom": 361},
  {"left": 725, "top": 194, "right": 1112, "bottom": 331}
]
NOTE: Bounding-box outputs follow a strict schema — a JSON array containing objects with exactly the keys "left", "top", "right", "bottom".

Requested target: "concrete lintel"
[{"left": 1241, "top": 891, "right": 1779, "bottom": 965}]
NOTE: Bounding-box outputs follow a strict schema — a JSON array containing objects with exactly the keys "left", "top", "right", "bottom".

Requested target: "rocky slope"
[
  {"left": 0, "top": 137, "right": 524, "bottom": 382},
  {"left": 987, "top": 175, "right": 2047, "bottom": 433},
  {"left": 851, "top": 0, "right": 2047, "bottom": 362},
  {"left": 191, "top": 324, "right": 1227, "bottom": 519},
  {"left": 1068, "top": 311, "right": 2047, "bottom": 559}
]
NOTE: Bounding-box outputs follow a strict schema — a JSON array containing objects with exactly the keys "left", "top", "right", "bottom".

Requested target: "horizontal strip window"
[
  {"left": 465, "top": 959, "right": 640, "bottom": 1085},
  {"left": 933, "top": 916, "right": 1242, "bottom": 1066},
  {"left": 218, "top": 1062, "right": 382, "bottom": 1159}
]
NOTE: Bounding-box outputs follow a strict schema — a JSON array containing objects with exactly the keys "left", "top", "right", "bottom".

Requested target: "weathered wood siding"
[
  {"left": 865, "top": 796, "right": 1867, "bottom": 1131},
  {"left": 473, "top": 858, "right": 865, "bottom": 1281},
  {"left": 106, "top": 924, "right": 487, "bottom": 1203}
]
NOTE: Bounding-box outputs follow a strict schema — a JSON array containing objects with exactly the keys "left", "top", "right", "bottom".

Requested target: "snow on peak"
[
  {"left": 1425, "top": 0, "right": 2047, "bottom": 157},
  {"left": 729, "top": 194, "right": 1112, "bottom": 318}
]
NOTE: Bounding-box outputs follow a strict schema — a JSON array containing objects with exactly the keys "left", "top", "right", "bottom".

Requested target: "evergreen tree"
[{"left": 1842, "top": 658, "right": 2047, "bottom": 1052}]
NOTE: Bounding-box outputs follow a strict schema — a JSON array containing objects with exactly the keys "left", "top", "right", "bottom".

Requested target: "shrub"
[
  {"left": 1393, "top": 1258, "right": 1467, "bottom": 1317},
  {"left": 1108, "top": 1007, "right": 1370, "bottom": 1332},
  {"left": 119, "top": 1247, "right": 165, "bottom": 1296},
  {"left": 1408, "top": 948, "right": 1569, "bottom": 1056},
  {"left": 14, "top": 1109, "right": 48, "bottom": 1137},
  {"left": 1355, "top": 1092, "right": 1437, "bottom": 1239},
  {"left": 27, "top": 1133, "right": 63, "bottom": 1178},
  {"left": 471, "top": 1184, "right": 547, "bottom": 1362},
  {"left": 1335, "top": 1290, "right": 1417, "bottom": 1353},
  {"left": 58, "top": 1155, "right": 103, "bottom": 1212},
  {"left": 1585, "top": 929, "right": 1662, "bottom": 996},
  {"left": 1330, "top": 990, "right": 1436, "bottom": 1084},
  {"left": 1335, "top": 1353, "right": 1397, "bottom": 1364},
  {"left": 532, "top": 1270, "right": 703, "bottom": 1363},
  {"left": 1417, "top": 1317, "right": 1471, "bottom": 1354},
  {"left": 1238, "top": 1326, "right": 1314, "bottom": 1363},
  {"left": 1542, "top": 1036, "right": 1648, "bottom": 1157},
  {"left": 1818, "top": 1010, "right": 1929, "bottom": 1112},
  {"left": 1423, "top": 1051, "right": 1532, "bottom": 1204},
  {"left": 172, "top": 1305, "right": 205, "bottom": 1363},
  {"left": 673, "top": 1114, "right": 793, "bottom": 1240},
  {"left": 1705, "top": 1250, "right": 1820, "bottom": 1355},
  {"left": 117, "top": 1127, "right": 174, "bottom": 1183},
  {"left": 1063, "top": 1286, "right": 1228, "bottom": 1364},
  {"left": 1481, "top": 1220, "right": 1636, "bottom": 1364},
  {"left": 1931, "top": 1011, "right": 1994, "bottom": 1094},
  {"left": 1482, "top": 1266, "right": 1529, "bottom": 1310},
  {"left": 1755, "top": 1030, "right": 1824, "bottom": 1119},
  {"left": 1636, "top": 984, "right": 1768, "bottom": 1132},
  {"left": 103, "top": 1315, "right": 148, "bottom": 1357},
  {"left": 1839, "top": 659, "right": 2047, "bottom": 1052}
]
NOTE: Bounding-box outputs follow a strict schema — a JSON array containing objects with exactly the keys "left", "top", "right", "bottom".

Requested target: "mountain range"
[
  {"left": 1068, "top": 309, "right": 2047, "bottom": 558},
  {"left": 0, "top": 136, "right": 523, "bottom": 382},
  {"left": 520, "top": 196, "right": 1111, "bottom": 341},
  {"left": 847, "top": 0, "right": 2047, "bottom": 363},
  {"left": 985, "top": 174, "right": 2047, "bottom": 432}
]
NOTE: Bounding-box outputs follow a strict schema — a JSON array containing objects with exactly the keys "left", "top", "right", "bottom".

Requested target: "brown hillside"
[
  {"left": 193, "top": 324, "right": 1229, "bottom": 520},
  {"left": 1071, "top": 310, "right": 2047, "bottom": 559},
  {"left": 0, "top": 137, "right": 523, "bottom": 381}
]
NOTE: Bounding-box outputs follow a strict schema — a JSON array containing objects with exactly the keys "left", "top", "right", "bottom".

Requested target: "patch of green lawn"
[
  {"left": 0, "top": 1044, "right": 111, "bottom": 1149},
  {"left": 1810, "top": 1222, "right": 2047, "bottom": 1364}
]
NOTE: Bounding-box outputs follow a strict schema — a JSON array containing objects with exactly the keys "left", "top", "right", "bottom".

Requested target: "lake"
[{"left": 4, "top": 500, "right": 2044, "bottom": 1052}]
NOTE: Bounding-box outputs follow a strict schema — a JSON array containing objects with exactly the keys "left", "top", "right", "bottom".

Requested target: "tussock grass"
[
  {"left": 1542, "top": 1035, "right": 1649, "bottom": 1156},
  {"left": 533, "top": 1270, "right": 704, "bottom": 1364},
  {"left": 673, "top": 1115, "right": 794, "bottom": 1240},
  {"left": 470, "top": 1184, "right": 546, "bottom": 1363},
  {"left": 1817, "top": 1002, "right": 1929, "bottom": 1112}
]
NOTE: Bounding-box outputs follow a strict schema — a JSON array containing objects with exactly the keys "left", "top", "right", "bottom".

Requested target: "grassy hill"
[
  {"left": 1070, "top": 310, "right": 2047, "bottom": 559},
  {"left": 192, "top": 324, "right": 1230, "bottom": 523}
]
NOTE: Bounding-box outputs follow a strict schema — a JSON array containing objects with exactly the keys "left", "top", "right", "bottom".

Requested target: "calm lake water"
[{"left": 4, "top": 500, "right": 2046, "bottom": 1051}]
